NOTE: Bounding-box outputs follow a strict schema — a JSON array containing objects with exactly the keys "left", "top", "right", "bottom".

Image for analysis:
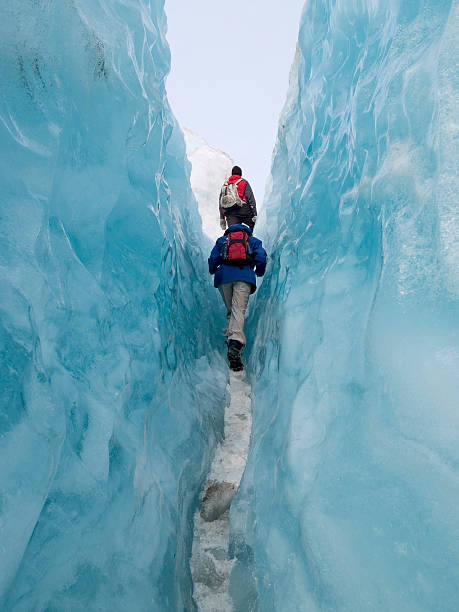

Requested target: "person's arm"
[
  {"left": 250, "top": 237, "right": 267, "bottom": 276},
  {"left": 243, "top": 181, "right": 257, "bottom": 217},
  {"left": 219, "top": 186, "right": 226, "bottom": 224},
  {"left": 208, "top": 237, "right": 225, "bottom": 274}
]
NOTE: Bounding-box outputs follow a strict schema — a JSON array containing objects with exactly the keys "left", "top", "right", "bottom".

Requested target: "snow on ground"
[{"left": 191, "top": 370, "right": 252, "bottom": 611}]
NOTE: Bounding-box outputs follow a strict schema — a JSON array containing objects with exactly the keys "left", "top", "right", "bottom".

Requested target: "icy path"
[{"left": 190, "top": 370, "right": 252, "bottom": 611}]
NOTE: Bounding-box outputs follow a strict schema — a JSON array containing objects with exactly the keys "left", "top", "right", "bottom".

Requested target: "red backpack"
[{"left": 221, "top": 228, "right": 252, "bottom": 266}]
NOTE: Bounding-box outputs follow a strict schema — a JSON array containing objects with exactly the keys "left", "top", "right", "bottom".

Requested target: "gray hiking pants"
[{"left": 218, "top": 281, "right": 252, "bottom": 346}]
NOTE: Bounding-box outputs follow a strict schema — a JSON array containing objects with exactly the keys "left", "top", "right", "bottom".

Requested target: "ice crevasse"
[
  {"left": 1, "top": 0, "right": 459, "bottom": 611},
  {"left": 230, "top": 1, "right": 459, "bottom": 611},
  {"left": 0, "top": 1, "right": 228, "bottom": 610}
]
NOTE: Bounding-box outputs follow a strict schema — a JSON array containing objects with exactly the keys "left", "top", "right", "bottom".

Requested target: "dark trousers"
[{"left": 224, "top": 204, "right": 255, "bottom": 230}]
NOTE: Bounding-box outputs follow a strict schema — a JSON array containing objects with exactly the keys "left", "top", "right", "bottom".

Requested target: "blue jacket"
[{"left": 208, "top": 224, "right": 267, "bottom": 293}]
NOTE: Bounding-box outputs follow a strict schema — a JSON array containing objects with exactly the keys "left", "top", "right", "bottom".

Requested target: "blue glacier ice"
[
  {"left": 2, "top": 0, "right": 459, "bottom": 610},
  {"left": 0, "top": 1, "right": 228, "bottom": 609},
  {"left": 230, "top": 1, "right": 459, "bottom": 610}
]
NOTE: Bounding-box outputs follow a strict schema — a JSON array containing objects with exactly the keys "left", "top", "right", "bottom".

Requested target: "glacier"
[
  {"left": 2, "top": 0, "right": 459, "bottom": 610},
  {"left": 230, "top": 0, "right": 459, "bottom": 611},
  {"left": 0, "top": 1, "right": 228, "bottom": 610}
]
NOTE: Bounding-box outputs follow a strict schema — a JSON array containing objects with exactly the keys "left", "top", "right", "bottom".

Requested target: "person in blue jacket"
[{"left": 209, "top": 223, "right": 267, "bottom": 371}]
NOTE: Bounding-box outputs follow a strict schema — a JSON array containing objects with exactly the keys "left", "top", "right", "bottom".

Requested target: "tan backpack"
[{"left": 219, "top": 178, "right": 244, "bottom": 210}]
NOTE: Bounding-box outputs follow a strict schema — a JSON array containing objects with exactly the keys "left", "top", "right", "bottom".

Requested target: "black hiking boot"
[{"left": 227, "top": 340, "right": 244, "bottom": 371}]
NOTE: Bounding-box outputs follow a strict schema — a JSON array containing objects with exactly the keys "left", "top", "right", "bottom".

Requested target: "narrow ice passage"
[
  {"left": 190, "top": 371, "right": 252, "bottom": 611},
  {"left": 3, "top": 0, "right": 459, "bottom": 609}
]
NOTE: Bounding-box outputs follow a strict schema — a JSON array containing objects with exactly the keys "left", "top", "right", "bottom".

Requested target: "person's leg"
[
  {"left": 227, "top": 281, "right": 251, "bottom": 346},
  {"left": 225, "top": 214, "right": 240, "bottom": 227},
  {"left": 242, "top": 217, "right": 255, "bottom": 230},
  {"left": 237, "top": 207, "right": 255, "bottom": 230},
  {"left": 226, "top": 204, "right": 255, "bottom": 230},
  {"left": 218, "top": 283, "right": 233, "bottom": 338},
  {"left": 225, "top": 214, "right": 254, "bottom": 230}
]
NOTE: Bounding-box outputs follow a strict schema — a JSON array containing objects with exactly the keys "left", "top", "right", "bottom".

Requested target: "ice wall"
[
  {"left": 0, "top": 1, "right": 227, "bottom": 610},
  {"left": 231, "top": 1, "right": 459, "bottom": 610},
  {"left": 183, "top": 128, "right": 233, "bottom": 241}
]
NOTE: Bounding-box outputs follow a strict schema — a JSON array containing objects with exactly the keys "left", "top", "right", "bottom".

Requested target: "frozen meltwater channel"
[{"left": 191, "top": 371, "right": 252, "bottom": 611}]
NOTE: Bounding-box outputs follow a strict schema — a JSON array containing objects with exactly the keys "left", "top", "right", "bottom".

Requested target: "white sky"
[{"left": 164, "top": 0, "right": 304, "bottom": 203}]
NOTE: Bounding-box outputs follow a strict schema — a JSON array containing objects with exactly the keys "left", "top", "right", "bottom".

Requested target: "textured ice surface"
[
  {"left": 0, "top": 1, "right": 227, "bottom": 610},
  {"left": 231, "top": 1, "right": 459, "bottom": 611},
  {"left": 192, "top": 371, "right": 252, "bottom": 611},
  {"left": 183, "top": 128, "right": 233, "bottom": 241}
]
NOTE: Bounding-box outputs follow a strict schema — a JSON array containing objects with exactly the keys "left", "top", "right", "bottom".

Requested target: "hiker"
[
  {"left": 209, "top": 223, "right": 267, "bottom": 371},
  {"left": 219, "top": 166, "right": 257, "bottom": 231}
]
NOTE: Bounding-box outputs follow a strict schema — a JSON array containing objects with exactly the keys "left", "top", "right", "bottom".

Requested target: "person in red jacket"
[{"left": 219, "top": 166, "right": 257, "bottom": 231}]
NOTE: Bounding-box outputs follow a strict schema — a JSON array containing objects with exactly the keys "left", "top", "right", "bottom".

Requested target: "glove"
[
  {"left": 252, "top": 215, "right": 257, "bottom": 225},
  {"left": 220, "top": 219, "right": 227, "bottom": 231}
]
